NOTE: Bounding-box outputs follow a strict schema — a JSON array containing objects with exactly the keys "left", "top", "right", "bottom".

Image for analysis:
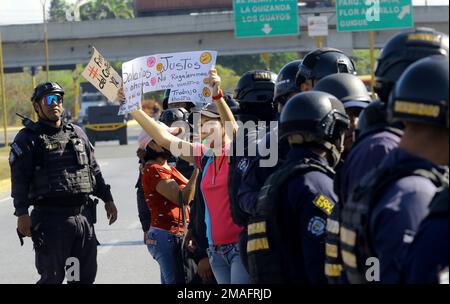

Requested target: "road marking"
[
  {"left": 98, "top": 239, "right": 120, "bottom": 255},
  {"left": 0, "top": 196, "right": 12, "bottom": 203},
  {"left": 127, "top": 220, "right": 141, "bottom": 230}
]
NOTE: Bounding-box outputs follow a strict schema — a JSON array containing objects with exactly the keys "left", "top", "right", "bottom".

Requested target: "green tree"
[
  {"left": 49, "top": 0, "right": 70, "bottom": 22},
  {"left": 79, "top": 0, "right": 134, "bottom": 21},
  {"left": 353, "top": 49, "right": 381, "bottom": 75},
  {"left": 217, "top": 52, "right": 299, "bottom": 76}
]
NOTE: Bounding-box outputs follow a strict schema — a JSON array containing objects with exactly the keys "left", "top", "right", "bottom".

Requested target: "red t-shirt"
[{"left": 141, "top": 163, "right": 189, "bottom": 234}]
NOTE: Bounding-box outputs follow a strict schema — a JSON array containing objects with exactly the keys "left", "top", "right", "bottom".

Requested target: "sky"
[{"left": 0, "top": 0, "right": 448, "bottom": 26}]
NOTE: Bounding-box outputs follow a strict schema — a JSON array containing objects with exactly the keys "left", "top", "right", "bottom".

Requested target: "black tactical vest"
[
  {"left": 325, "top": 201, "right": 344, "bottom": 283},
  {"left": 247, "top": 157, "right": 335, "bottom": 284},
  {"left": 28, "top": 123, "right": 95, "bottom": 202},
  {"left": 340, "top": 163, "right": 449, "bottom": 284}
]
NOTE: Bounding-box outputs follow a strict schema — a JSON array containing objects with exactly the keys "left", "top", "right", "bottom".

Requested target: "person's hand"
[
  {"left": 209, "top": 69, "right": 222, "bottom": 97},
  {"left": 143, "top": 231, "right": 148, "bottom": 244},
  {"left": 136, "top": 148, "right": 146, "bottom": 161},
  {"left": 104, "top": 201, "right": 118, "bottom": 225},
  {"left": 197, "top": 257, "right": 214, "bottom": 283},
  {"left": 116, "top": 87, "right": 126, "bottom": 104},
  {"left": 17, "top": 214, "right": 32, "bottom": 237},
  {"left": 183, "top": 229, "right": 196, "bottom": 253}
]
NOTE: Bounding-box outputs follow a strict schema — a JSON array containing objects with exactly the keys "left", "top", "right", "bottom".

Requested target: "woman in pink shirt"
[{"left": 119, "top": 70, "right": 250, "bottom": 284}]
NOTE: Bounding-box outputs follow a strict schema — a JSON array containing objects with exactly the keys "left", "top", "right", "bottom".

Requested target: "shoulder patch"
[
  {"left": 237, "top": 158, "right": 250, "bottom": 173},
  {"left": 308, "top": 216, "right": 326, "bottom": 237},
  {"left": 313, "top": 194, "right": 335, "bottom": 216},
  {"left": 10, "top": 143, "right": 24, "bottom": 157}
]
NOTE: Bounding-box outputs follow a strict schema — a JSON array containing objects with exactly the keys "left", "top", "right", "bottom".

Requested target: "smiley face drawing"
[
  {"left": 200, "top": 52, "right": 212, "bottom": 65},
  {"left": 156, "top": 63, "right": 164, "bottom": 72},
  {"left": 203, "top": 87, "right": 211, "bottom": 97}
]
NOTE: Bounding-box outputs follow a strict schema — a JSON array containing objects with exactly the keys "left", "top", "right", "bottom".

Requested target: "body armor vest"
[
  {"left": 28, "top": 123, "right": 95, "bottom": 202},
  {"left": 340, "top": 162, "right": 448, "bottom": 284},
  {"left": 247, "top": 157, "right": 335, "bottom": 284},
  {"left": 325, "top": 201, "right": 344, "bottom": 283}
]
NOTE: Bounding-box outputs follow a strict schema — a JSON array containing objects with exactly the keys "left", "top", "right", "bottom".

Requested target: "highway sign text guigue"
[{"left": 336, "top": 0, "right": 414, "bottom": 32}]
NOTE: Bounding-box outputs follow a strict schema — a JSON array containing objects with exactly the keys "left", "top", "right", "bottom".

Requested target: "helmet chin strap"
[{"left": 37, "top": 102, "right": 59, "bottom": 123}]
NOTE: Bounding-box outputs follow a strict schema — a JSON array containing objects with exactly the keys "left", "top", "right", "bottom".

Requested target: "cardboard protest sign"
[
  {"left": 81, "top": 47, "right": 122, "bottom": 102},
  {"left": 119, "top": 50, "right": 217, "bottom": 114}
]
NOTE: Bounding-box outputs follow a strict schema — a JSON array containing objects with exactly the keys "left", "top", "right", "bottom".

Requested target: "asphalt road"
[{"left": 0, "top": 124, "right": 162, "bottom": 284}]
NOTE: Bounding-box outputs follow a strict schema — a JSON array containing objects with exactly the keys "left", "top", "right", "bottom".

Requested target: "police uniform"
[
  {"left": 403, "top": 187, "right": 449, "bottom": 284},
  {"left": 10, "top": 84, "right": 114, "bottom": 284},
  {"left": 247, "top": 91, "right": 349, "bottom": 284},
  {"left": 341, "top": 55, "right": 449, "bottom": 284},
  {"left": 227, "top": 70, "right": 278, "bottom": 271}
]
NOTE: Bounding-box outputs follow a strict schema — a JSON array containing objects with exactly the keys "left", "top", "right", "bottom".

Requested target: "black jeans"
[{"left": 30, "top": 206, "right": 98, "bottom": 284}]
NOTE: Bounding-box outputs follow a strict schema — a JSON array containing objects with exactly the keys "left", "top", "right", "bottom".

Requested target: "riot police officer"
[
  {"left": 237, "top": 61, "right": 303, "bottom": 225},
  {"left": 228, "top": 70, "right": 277, "bottom": 271},
  {"left": 313, "top": 73, "right": 372, "bottom": 154},
  {"left": 311, "top": 73, "right": 371, "bottom": 284},
  {"left": 296, "top": 48, "right": 357, "bottom": 91},
  {"left": 341, "top": 55, "right": 449, "bottom": 284},
  {"left": 10, "top": 82, "right": 118, "bottom": 284},
  {"left": 403, "top": 187, "right": 449, "bottom": 284},
  {"left": 336, "top": 27, "right": 449, "bottom": 240},
  {"left": 247, "top": 91, "right": 349, "bottom": 283}
]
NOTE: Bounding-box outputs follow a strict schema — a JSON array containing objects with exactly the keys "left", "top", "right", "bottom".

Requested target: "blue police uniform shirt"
[
  {"left": 369, "top": 148, "right": 448, "bottom": 283},
  {"left": 237, "top": 126, "right": 290, "bottom": 216},
  {"left": 339, "top": 130, "right": 401, "bottom": 204},
  {"left": 403, "top": 188, "right": 449, "bottom": 284},
  {"left": 278, "top": 147, "right": 337, "bottom": 284}
]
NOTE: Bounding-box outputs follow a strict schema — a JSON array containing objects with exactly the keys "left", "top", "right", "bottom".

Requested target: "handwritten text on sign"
[
  {"left": 81, "top": 47, "right": 122, "bottom": 102},
  {"left": 119, "top": 51, "right": 217, "bottom": 114}
]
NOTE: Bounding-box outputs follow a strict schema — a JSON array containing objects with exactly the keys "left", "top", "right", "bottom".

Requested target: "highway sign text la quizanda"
[{"left": 233, "top": 0, "right": 299, "bottom": 38}]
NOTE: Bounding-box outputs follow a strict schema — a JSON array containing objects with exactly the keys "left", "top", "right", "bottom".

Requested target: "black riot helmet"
[
  {"left": 313, "top": 73, "right": 372, "bottom": 110},
  {"left": 355, "top": 100, "right": 389, "bottom": 140},
  {"left": 159, "top": 107, "right": 189, "bottom": 126},
  {"left": 280, "top": 91, "right": 350, "bottom": 167},
  {"left": 234, "top": 70, "right": 277, "bottom": 103},
  {"left": 297, "top": 48, "right": 356, "bottom": 84},
  {"left": 274, "top": 60, "right": 303, "bottom": 105},
  {"left": 388, "top": 55, "right": 449, "bottom": 129},
  {"left": 375, "top": 27, "right": 449, "bottom": 102},
  {"left": 31, "top": 82, "right": 65, "bottom": 103},
  {"left": 234, "top": 70, "right": 278, "bottom": 122}
]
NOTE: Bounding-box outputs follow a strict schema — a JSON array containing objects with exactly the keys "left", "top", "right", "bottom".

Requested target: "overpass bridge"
[{"left": 0, "top": 6, "right": 448, "bottom": 71}]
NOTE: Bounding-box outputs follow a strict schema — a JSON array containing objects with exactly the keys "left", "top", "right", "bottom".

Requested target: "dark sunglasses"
[{"left": 42, "top": 94, "right": 63, "bottom": 106}]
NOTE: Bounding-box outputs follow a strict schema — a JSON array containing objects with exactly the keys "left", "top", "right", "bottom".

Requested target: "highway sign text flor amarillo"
[
  {"left": 336, "top": 0, "right": 414, "bottom": 32},
  {"left": 233, "top": 0, "right": 299, "bottom": 38}
]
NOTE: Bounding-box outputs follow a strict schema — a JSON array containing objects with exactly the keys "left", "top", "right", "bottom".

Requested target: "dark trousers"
[{"left": 30, "top": 207, "right": 98, "bottom": 284}]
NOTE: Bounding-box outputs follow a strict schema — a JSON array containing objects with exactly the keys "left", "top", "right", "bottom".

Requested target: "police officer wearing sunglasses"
[{"left": 9, "top": 82, "right": 118, "bottom": 284}]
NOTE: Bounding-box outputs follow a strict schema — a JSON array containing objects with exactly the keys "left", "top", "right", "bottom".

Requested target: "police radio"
[{"left": 16, "top": 113, "right": 36, "bottom": 130}]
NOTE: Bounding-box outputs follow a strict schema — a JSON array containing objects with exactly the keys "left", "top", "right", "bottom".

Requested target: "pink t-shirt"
[{"left": 194, "top": 142, "right": 244, "bottom": 245}]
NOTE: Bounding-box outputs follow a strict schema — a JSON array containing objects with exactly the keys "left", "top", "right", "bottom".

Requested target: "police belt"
[{"left": 33, "top": 194, "right": 89, "bottom": 211}]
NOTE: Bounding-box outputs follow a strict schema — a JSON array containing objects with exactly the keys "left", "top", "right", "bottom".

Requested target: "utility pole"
[
  {"left": 41, "top": 0, "right": 49, "bottom": 81},
  {"left": 0, "top": 32, "right": 8, "bottom": 146}
]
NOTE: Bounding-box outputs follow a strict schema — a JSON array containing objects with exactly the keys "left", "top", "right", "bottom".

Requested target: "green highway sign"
[
  {"left": 336, "top": 0, "right": 414, "bottom": 32},
  {"left": 233, "top": 0, "right": 299, "bottom": 38}
]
